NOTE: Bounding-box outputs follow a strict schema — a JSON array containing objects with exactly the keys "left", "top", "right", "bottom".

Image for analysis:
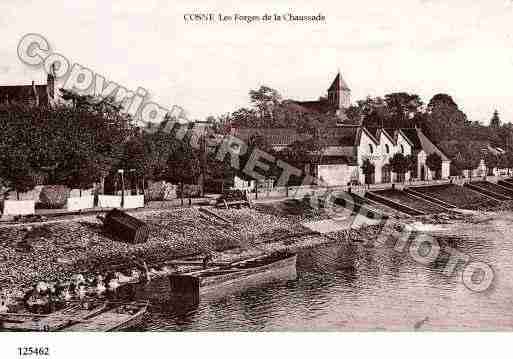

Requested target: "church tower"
[{"left": 327, "top": 71, "right": 351, "bottom": 110}]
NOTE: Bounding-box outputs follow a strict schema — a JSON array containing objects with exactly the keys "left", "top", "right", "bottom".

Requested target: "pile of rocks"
[
  {"left": 0, "top": 202, "right": 389, "bottom": 301},
  {"left": 0, "top": 206, "right": 303, "bottom": 299}
]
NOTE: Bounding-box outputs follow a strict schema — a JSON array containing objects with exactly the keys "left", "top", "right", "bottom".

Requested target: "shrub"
[
  {"left": 177, "top": 184, "right": 201, "bottom": 198},
  {"left": 40, "top": 185, "right": 70, "bottom": 209},
  {"left": 145, "top": 181, "right": 177, "bottom": 201}
]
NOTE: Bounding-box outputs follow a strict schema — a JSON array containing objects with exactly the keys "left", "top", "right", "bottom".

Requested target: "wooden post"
[
  {"left": 142, "top": 177, "right": 145, "bottom": 204},
  {"left": 120, "top": 170, "right": 125, "bottom": 208}
]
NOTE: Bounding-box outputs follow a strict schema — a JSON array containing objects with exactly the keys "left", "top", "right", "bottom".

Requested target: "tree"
[
  {"left": 120, "top": 136, "right": 150, "bottom": 193},
  {"left": 59, "top": 88, "right": 95, "bottom": 109},
  {"left": 60, "top": 89, "right": 124, "bottom": 115},
  {"left": 384, "top": 92, "right": 423, "bottom": 126},
  {"left": 62, "top": 152, "right": 101, "bottom": 196},
  {"left": 360, "top": 159, "right": 375, "bottom": 184},
  {"left": 422, "top": 93, "right": 467, "bottom": 144},
  {"left": 230, "top": 107, "right": 258, "bottom": 128},
  {"left": 276, "top": 140, "right": 314, "bottom": 186},
  {"left": 427, "top": 93, "right": 457, "bottom": 111},
  {"left": 0, "top": 89, "right": 132, "bottom": 199},
  {"left": 166, "top": 141, "right": 202, "bottom": 200},
  {"left": 490, "top": 109, "right": 501, "bottom": 128},
  {"left": 2, "top": 149, "right": 36, "bottom": 199},
  {"left": 455, "top": 142, "right": 482, "bottom": 178},
  {"left": 279, "top": 141, "right": 309, "bottom": 167},
  {"left": 350, "top": 96, "right": 387, "bottom": 128},
  {"left": 498, "top": 151, "right": 513, "bottom": 175},
  {"left": 389, "top": 153, "right": 410, "bottom": 182},
  {"left": 426, "top": 153, "right": 442, "bottom": 179},
  {"left": 249, "top": 85, "right": 282, "bottom": 117},
  {"left": 483, "top": 151, "right": 499, "bottom": 176},
  {"left": 295, "top": 112, "right": 338, "bottom": 171},
  {"left": 206, "top": 148, "right": 235, "bottom": 191},
  {"left": 406, "top": 154, "right": 417, "bottom": 178}
]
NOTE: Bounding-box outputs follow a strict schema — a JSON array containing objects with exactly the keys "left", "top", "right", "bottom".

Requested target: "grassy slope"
[
  {"left": 473, "top": 182, "right": 513, "bottom": 197},
  {"left": 414, "top": 184, "right": 497, "bottom": 209},
  {"left": 374, "top": 190, "right": 444, "bottom": 214}
]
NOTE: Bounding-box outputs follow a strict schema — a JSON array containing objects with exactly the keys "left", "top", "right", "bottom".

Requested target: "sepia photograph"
[{"left": 0, "top": 0, "right": 513, "bottom": 357}]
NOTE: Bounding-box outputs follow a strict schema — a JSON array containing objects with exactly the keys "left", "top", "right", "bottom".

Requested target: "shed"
[{"left": 103, "top": 209, "right": 150, "bottom": 244}]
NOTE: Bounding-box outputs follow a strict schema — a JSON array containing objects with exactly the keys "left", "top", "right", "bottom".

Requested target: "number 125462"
[{"left": 17, "top": 347, "right": 50, "bottom": 356}]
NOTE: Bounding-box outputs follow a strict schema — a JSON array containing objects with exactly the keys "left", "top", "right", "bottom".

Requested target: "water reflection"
[{"left": 121, "top": 213, "right": 513, "bottom": 330}]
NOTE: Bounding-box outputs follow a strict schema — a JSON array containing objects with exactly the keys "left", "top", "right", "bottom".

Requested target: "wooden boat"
[
  {"left": 0, "top": 301, "right": 108, "bottom": 332},
  {"left": 169, "top": 251, "right": 297, "bottom": 300},
  {"left": 62, "top": 301, "right": 148, "bottom": 332}
]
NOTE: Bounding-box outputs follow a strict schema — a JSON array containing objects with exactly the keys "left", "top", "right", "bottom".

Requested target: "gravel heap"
[
  {"left": 0, "top": 203, "right": 389, "bottom": 302},
  {"left": 0, "top": 206, "right": 308, "bottom": 300}
]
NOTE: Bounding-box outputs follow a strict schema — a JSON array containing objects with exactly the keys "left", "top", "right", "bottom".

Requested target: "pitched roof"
[
  {"left": 318, "top": 155, "right": 357, "bottom": 166},
  {"left": 359, "top": 127, "right": 381, "bottom": 145},
  {"left": 486, "top": 145, "right": 505, "bottom": 156},
  {"left": 328, "top": 72, "right": 350, "bottom": 92},
  {"left": 366, "top": 127, "right": 403, "bottom": 146},
  {"left": 325, "top": 126, "right": 360, "bottom": 146},
  {"left": 366, "top": 127, "right": 380, "bottom": 140},
  {"left": 231, "top": 126, "right": 361, "bottom": 148},
  {"left": 399, "top": 128, "right": 421, "bottom": 149},
  {"left": 0, "top": 83, "right": 51, "bottom": 106},
  {"left": 383, "top": 128, "right": 398, "bottom": 144},
  {"left": 396, "top": 129, "right": 415, "bottom": 147},
  {"left": 401, "top": 128, "right": 450, "bottom": 161},
  {"left": 231, "top": 128, "right": 310, "bottom": 146},
  {"left": 285, "top": 100, "right": 334, "bottom": 114}
]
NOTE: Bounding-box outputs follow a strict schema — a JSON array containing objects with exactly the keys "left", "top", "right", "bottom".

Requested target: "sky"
[{"left": 1, "top": 0, "right": 513, "bottom": 124}]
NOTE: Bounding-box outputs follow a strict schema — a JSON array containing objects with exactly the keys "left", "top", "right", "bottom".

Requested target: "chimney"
[
  {"left": 32, "top": 81, "right": 39, "bottom": 106},
  {"left": 46, "top": 63, "right": 55, "bottom": 103}
]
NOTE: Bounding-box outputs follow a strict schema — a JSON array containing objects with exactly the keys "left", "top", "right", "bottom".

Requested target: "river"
[{"left": 121, "top": 211, "right": 513, "bottom": 331}]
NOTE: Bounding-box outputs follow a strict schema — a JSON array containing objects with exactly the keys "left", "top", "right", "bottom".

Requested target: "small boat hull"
[
  {"left": 0, "top": 301, "right": 108, "bottom": 332},
  {"left": 62, "top": 301, "right": 148, "bottom": 332},
  {"left": 169, "top": 252, "right": 297, "bottom": 301}
]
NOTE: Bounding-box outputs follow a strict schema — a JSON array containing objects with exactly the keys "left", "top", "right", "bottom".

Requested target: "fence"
[
  {"left": 245, "top": 178, "right": 457, "bottom": 201},
  {"left": 98, "top": 195, "right": 122, "bottom": 208},
  {"left": 3, "top": 175, "right": 513, "bottom": 217},
  {"left": 123, "top": 195, "right": 145, "bottom": 209},
  {"left": 2, "top": 200, "right": 35, "bottom": 216},
  {"left": 66, "top": 196, "right": 95, "bottom": 211}
]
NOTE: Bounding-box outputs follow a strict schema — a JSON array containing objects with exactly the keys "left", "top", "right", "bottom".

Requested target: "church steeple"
[{"left": 327, "top": 70, "right": 351, "bottom": 110}]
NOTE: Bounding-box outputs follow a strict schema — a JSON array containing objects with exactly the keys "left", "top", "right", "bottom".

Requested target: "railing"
[{"left": 246, "top": 177, "right": 469, "bottom": 201}]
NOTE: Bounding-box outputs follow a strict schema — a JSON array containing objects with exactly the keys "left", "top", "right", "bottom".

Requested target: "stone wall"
[{"left": 317, "top": 164, "right": 357, "bottom": 186}]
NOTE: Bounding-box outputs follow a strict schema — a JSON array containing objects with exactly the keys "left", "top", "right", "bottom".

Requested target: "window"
[
  {"left": 369, "top": 144, "right": 374, "bottom": 154},
  {"left": 400, "top": 144, "right": 404, "bottom": 154},
  {"left": 385, "top": 144, "right": 390, "bottom": 154}
]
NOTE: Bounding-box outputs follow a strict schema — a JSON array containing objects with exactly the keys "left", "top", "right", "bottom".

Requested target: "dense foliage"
[
  {"left": 0, "top": 90, "right": 232, "bottom": 196},
  {"left": 2, "top": 83, "right": 513, "bottom": 197}
]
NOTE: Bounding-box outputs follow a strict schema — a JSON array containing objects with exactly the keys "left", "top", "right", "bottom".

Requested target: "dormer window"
[
  {"left": 400, "top": 144, "right": 405, "bottom": 154},
  {"left": 369, "top": 144, "right": 374, "bottom": 154},
  {"left": 385, "top": 144, "right": 390, "bottom": 154}
]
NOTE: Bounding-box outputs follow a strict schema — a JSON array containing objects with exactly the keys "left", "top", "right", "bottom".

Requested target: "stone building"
[
  {"left": 401, "top": 128, "right": 451, "bottom": 180},
  {"left": 231, "top": 71, "right": 451, "bottom": 187},
  {"left": 282, "top": 71, "right": 359, "bottom": 125},
  {"left": 0, "top": 70, "right": 55, "bottom": 107}
]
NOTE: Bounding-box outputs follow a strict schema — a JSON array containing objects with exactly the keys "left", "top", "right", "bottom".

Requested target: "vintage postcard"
[{"left": 0, "top": 0, "right": 512, "bottom": 357}]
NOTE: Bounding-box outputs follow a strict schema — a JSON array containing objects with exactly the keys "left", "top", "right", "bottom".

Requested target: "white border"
[{"left": 0, "top": 333, "right": 510, "bottom": 359}]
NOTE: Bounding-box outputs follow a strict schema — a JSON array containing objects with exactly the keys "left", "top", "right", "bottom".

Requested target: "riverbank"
[
  {"left": 0, "top": 201, "right": 387, "bottom": 303},
  {"left": 2, "top": 190, "right": 508, "bottom": 306}
]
